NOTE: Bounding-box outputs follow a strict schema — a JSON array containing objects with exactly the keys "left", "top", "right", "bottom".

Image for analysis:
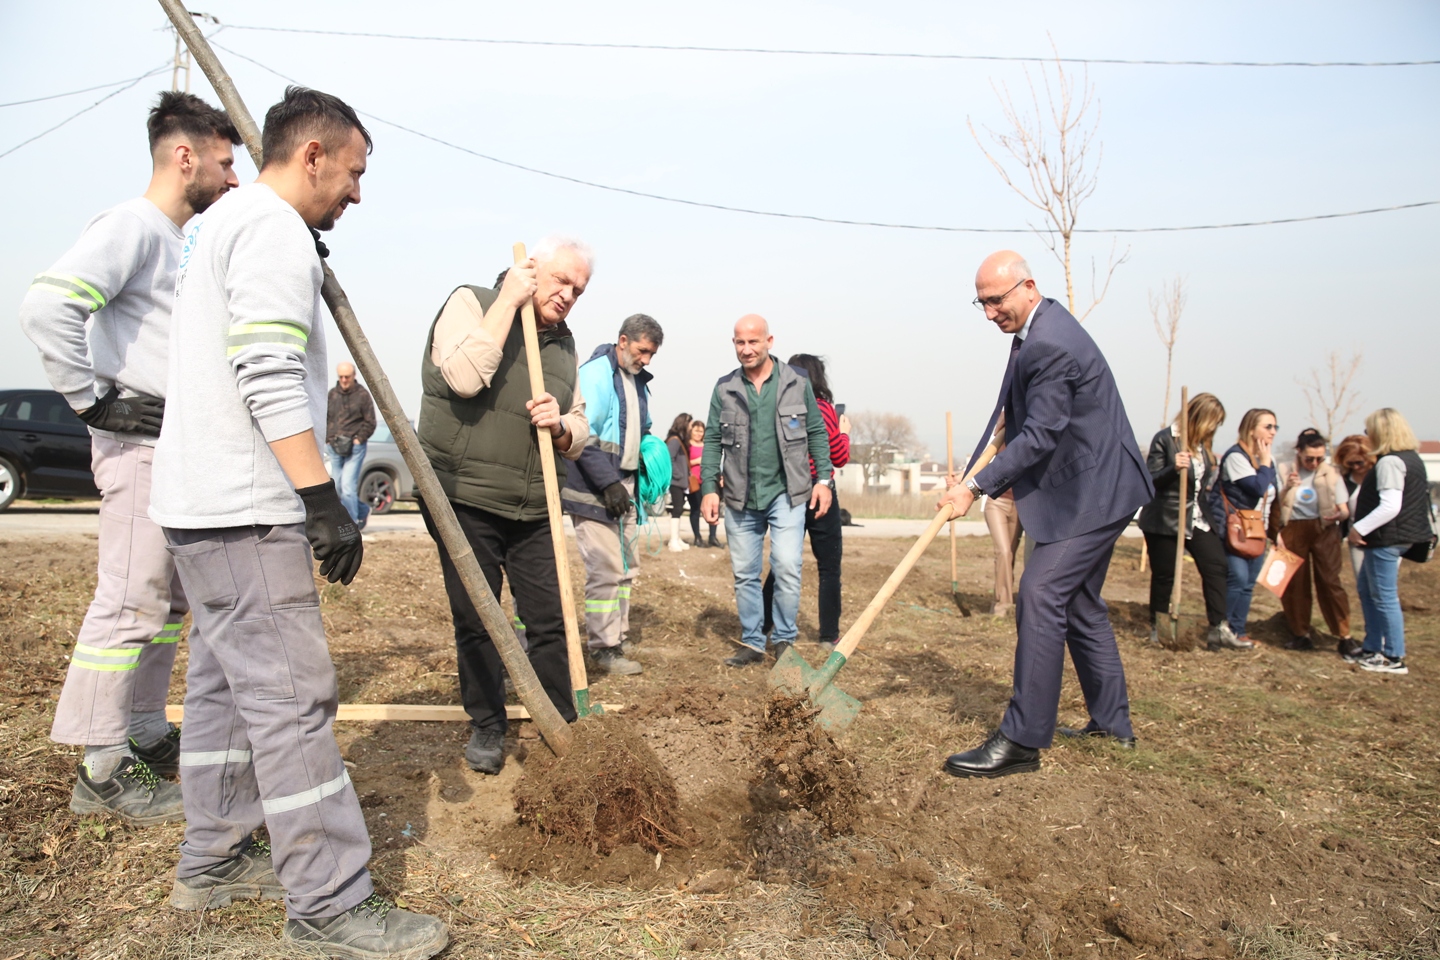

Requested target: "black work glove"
[
  {"left": 601, "top": 481, "right": 632, "bottom": 520},
  {"left": 76, "top": 386, "right": 164, "bottom": 437},
  {"left": 309, "top": 226, "right": 329, "bottom": 259},
  {"left": 297, "top": 482, "right": 363, "bottom": 584}
]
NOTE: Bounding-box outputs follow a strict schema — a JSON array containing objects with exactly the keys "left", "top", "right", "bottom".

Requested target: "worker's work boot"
[
  {"left": 465, "top": 728, "right": 505, "bottom": 775},
  {"left": 170, "top": 839, "right": 283, "bottom": 910},
  {"left": 131, "top": 725, "right": 182, "bottom": 779},
  {"left": 593, "top": 646, "right": 642, "bottom": 676},
  {"left": 70, "top": 757, "right": 185, "bottom": 826},
  {"left": 284, "top": 894, "right": 448, "bottom": 960}
]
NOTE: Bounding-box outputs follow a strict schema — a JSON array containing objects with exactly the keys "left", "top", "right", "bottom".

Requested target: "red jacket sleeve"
[{"left": 818, "top": 398, "right": 849, "bottom": 472}]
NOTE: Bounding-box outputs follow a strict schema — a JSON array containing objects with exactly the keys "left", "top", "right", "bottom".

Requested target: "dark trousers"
[
  {"left": 1143, "top": 526, "right": 1228, "bottom": 627},
  {"left": 1278, "top": 518, "right": 1351, "bottom": 638},
  {"left": 418, "top": 498, "right": 577, "bottom": 734},
  {"left": 762, "top": 493, "right": 844, "bottom": 643},
  {"left": 1000, "top": 515, "right": 1133, "bottom": 749},
  {"left": 686, "top": 489, "right": 715, "bottom": 542}
]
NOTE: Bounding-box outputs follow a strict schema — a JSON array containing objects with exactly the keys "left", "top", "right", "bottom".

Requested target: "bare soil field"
[{"left": 2, "top": 525, "right": 1437, "bottom": 959}]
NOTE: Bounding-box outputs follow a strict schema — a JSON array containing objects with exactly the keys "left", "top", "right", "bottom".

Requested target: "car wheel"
[
  {"left": 0, "top": 456, "right": 20, "bottom": 511},
  {"left": 360, "top": 469, "right": 395, "bottom": 515}
]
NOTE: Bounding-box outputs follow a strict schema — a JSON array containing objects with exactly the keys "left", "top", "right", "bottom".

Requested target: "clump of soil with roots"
[{"left": 753, "top": 693, "right": 865, "bottom": 834}]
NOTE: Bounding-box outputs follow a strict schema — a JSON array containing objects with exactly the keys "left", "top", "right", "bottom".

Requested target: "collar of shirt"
[{"left": 1016, "top": 299, "right": 1042, "bottom": 340}]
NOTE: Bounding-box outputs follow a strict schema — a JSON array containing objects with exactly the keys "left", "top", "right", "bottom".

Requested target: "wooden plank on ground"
[{"left": 165, "top": 703, "right": 624, "bottom": 723}]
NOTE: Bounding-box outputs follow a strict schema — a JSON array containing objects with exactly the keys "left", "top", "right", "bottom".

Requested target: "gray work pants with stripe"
[
  {"left": 164, "top": 523, "right": 373, "bottom": 919},
  {"left": 573, "top": 513, "right": 638, "bottom": 650},
  {"left": 52, "top": 437, "right": 187, "bottom": 746}
]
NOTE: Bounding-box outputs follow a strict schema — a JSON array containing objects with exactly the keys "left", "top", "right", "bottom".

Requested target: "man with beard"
[
  {"left": 20, "top": 91, "right": 239, "bottom": 826},
  {"left": 150, "top": 87, "right": 446, "bottom": 958}
]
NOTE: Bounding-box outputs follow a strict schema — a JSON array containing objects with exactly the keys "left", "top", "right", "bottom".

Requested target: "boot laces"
[
  {"left": 122, "top": 759, "right": 163, "bottom": 791},
  {"left": 355, "top": 894, "right": 394, "bottom": 921}
]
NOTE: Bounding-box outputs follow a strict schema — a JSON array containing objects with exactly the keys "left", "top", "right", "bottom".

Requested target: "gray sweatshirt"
[
  {"left": 17, "top": 197, "right": 184, "bottom": 445},
  {"left": 150, "top": 183, "right": 328, "bottom": 529}
]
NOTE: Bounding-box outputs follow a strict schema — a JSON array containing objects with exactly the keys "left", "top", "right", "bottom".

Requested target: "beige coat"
[{"left": 1275, "top": 459, "right": 1346, "bottom": 528}]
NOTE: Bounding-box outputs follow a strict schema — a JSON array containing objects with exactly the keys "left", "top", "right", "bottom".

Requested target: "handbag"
[
  {"left": 1219, "top": 486, "right": 1267, "bottom": 558},
  {"left": 330, "top": 436, "right": 354, "bottom": 459},
  {"left": 1403, "top": 504, "right": 1438, "bottom": 564},
  {"left": 688, "top": 474, "right": 701, "bottom": 493},
  {"left": 1258, "top": 545, "right": 1304, "bottom": 598}
]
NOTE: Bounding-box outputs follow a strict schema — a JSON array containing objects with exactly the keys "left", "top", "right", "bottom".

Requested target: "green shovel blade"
[{"left": 767, "top": 645, "right": 862, "bottom": 733}]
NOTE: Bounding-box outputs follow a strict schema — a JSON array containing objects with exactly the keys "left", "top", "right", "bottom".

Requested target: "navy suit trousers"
[{"left": 1000, "top": 515, "right": 1134, "bottom": 748}]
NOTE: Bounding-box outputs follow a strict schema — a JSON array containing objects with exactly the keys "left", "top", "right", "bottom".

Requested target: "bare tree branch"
[
  {"left": 967, "top": 39, "right": 1127, "bottom": 321},
  {"left": 1150, "top": 276, "right": 1187, "bottom": 425},
  {"left": 1297, "top": 350, "right": 1363, "bottom": 440},
  {"left": 848, "top": 412, "right": 918, "bottom": 490}
]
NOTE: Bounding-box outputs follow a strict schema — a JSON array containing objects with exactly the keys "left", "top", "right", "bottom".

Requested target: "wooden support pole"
[
  {"left": 156, "top": 0, "right": 573, "bottom": 756},
  {"left": 167, "top": 704, "right": 623, "bottom": 723},
  {"left": 946, "top": 411, "right": 958, "bottom": 594}
]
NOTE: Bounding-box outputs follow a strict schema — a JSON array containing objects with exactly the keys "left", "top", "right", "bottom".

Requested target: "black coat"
[{"left": 1137, "top": 426, "right": 1215, "bottom": 537}]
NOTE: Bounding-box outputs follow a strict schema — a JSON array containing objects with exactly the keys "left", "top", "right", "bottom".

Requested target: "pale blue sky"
[{"left": 3, "top": 1, "right": 1437, "bottom": 459}]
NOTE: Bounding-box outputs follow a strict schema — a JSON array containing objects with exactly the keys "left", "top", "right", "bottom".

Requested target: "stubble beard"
[{"left": 185, "top": 175, "right": 226, "bottom": 215}]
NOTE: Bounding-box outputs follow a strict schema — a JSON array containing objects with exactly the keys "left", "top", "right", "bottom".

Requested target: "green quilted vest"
[{"left": 417, "top": 284, "right": 577, "bottom": 521}]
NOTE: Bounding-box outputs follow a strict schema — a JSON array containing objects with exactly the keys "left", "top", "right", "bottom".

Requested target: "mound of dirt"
[
  {"left": 753, "top": 694, "right": 864, "bottom": 834},
  {"left": 512, "top": 715, "right": 687, "bottom": 853}
]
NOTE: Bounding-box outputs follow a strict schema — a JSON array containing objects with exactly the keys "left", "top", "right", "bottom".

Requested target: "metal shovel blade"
[{"left": 768, "top": 645, "right": 862, "bottom": 733}]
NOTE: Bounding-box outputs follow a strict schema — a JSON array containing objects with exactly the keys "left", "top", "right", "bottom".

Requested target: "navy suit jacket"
[{"left": 972, "top": 298, "right": 1153, "bottom": 543}]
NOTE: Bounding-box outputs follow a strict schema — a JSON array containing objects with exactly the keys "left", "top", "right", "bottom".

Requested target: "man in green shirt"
[{"left": 700, "top": 315, "right": 833, "bottom": 666}]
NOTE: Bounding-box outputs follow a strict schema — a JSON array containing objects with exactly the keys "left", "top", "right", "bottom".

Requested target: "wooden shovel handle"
[
  {"left": 513, "top": 243, "right": 591, "bottom": 709},
  {"left": 1169, "top": 386, "right": 1189, "bottom": 622},
  {"left": 834, "top": 441, "right": 1000, "bottom": 660}
]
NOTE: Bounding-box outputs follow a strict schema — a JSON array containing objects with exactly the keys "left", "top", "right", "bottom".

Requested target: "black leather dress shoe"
[
  {"left": 943, "top": 731, "right": 1040, "bottom": 778},
  {"left": 1056, "top": 726, "right": 1137, "bottom": 749}
]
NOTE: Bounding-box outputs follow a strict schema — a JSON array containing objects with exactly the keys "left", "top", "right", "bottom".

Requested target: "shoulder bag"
[{"left": 1220, "top": 486, "right": 1267, "bottom": 558}]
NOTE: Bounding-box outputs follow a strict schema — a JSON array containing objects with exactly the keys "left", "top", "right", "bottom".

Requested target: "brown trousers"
[
  {"left": 984, "top": 493, "right": 1023, "bottom": 608},
  {"left": 1279, "top": 518, "right": 1350, "bottom": 639}
]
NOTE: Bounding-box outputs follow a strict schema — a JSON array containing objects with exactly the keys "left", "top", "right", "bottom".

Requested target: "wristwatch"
[{"left": 964, "top": 477, "right": 983, "bottom": 497}]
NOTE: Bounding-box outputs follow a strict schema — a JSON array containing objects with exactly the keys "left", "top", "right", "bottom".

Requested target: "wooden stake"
[
  {"left": 156, "top": 0, "right": 573, "bottom": 755},
  {"left": 513, "top": 243, "right": 594, "bottom": 718},
  {"left": 1169, "top": 386, "right": 1190, "bottom": 642},
  {"left": 946, "top": 411, "right": 958, "bottom": 594},
  {"left": 166, "top": 704, "right": 623, "bottom": 723}
]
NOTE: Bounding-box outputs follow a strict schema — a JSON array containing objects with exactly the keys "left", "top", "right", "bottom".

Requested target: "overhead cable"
[
  {"left": 224, "top": 23, "right": 1439, "bottom": 68},
  {"left": 212, "top": 40, "right": 1440, "bottom": 234},
  {"left": 0, "top": 68, "right": 168, "bottom": 161},
  {"left": 0, "top": 71, "right": 170, "bottom": 109}
]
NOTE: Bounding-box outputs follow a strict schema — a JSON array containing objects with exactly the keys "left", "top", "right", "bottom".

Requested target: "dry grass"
[{"left": 841, "top": 492, "right": 938, "bottom": 519}]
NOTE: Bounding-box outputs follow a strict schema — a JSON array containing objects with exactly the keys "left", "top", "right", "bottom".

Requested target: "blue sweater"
[{"left": 1208, "top": 443, "right": 1275, "bottom": 532}]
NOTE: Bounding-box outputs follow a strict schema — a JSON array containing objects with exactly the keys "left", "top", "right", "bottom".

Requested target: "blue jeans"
[
  {"left": 1225, "top": 550, "right": 1265, "bottom": 637},
  {"left": 1356, "top": 544, "right": 1406, "bottom": 658},
  {"left": 724, "top": 494, "right": 807, "bottom": 652},
  {"left": 326, "top": 441, "right": 369, "bottom": 528}
]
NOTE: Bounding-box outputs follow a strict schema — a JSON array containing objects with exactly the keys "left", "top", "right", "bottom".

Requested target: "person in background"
[
  {"left": 1208, "top": 408, "right": 1278, "bottom": 650},
  {"left": 762, "top": 354, "right": 850, "bottom": 653},
  {"left": 664, "top": 413, "right": 693, "bottom": 552},
  {"left": 1334, "top": 434, "right": 1375, "bottom": 595},
  {"left": 1274, "top": 428, "right": 1352, "bottom": 651},
  {"left": 688, "top": 420, "right": 719, "bottom": 547},
  {"left": 19, "top": 91, "right": 240, "bottom": 826},
  {"left": 700, "top": 316, "right": 833, "bottom": 667},
  {"left": 1348, "top": 408, "right": 1431, "bottom": 675},
  {"left": 978, "top": 414, "right": 1023, "bottom": 617},
  {"left": 1138, "top": 393, "right": 1236, "bottom": 649},
  {"left": 325, "top": 361, "right": 376, "bottom": 527}
]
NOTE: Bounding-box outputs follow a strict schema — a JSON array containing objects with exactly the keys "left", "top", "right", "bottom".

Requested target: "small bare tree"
[
  {"left": 849, "top": 412, "right": 918, "bottom": 490},
  {"left": 1298, "top": 350, "right": 1363, "bottom": 440},
  {"left": 1150, "top": 276, "right": 1187, "bottom": 425},
  {"left": 969, "top": 44, "right": 1128, "bottom": 322}
]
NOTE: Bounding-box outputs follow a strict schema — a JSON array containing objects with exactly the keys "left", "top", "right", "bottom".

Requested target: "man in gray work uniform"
[
  {"left": 19, "top": 91, "right": 240, "bottom": 824},
  {"left": 150, "top": 86, "right": 446, "bottom": 959}
]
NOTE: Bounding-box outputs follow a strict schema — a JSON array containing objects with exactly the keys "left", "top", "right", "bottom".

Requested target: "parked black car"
[{"left": 0, "top": 389, "right": 98, "bottom": 510}]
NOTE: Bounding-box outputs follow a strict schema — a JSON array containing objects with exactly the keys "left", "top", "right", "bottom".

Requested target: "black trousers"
[
  {"left": 762, "top": 492, "right": 844, "bottom": 642},
  {"left": 1143, "top": 526, "right": 1227, "bottom": 627},
  {"left": 419, "top": 498, "right": 577, "bottom": 733},
  {"left": 685, "top": 489, "right": 714, "bottom": 542}
]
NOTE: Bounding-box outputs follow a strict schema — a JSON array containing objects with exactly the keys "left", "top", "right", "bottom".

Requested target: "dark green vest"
[{"left": 418, "top": 284, "right": 577, "bottom": 521}]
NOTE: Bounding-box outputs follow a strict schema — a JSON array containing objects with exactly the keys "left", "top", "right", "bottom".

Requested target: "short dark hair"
[
  {"left": 1296, "top": 427, "right": 1327, "bottom": 450},
  {"left": 147, "top": 91, "right": 240, "bottom": 153},
  {"left": 618, "top": 313, "right": 663, "bottom": 348},
  {"left": 260, "top": 85, "right": 372, "bottom": 170}
]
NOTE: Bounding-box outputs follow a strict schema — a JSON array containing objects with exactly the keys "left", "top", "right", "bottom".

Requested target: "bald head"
[
  {"left": 732, "top": 314, "right": 775, "bottom": 376},
  {"left": 336, "top": 362, "right": 356, "bottom": 389},
  {"left": 975, "top": 250, "right": 1041, "bottom": 335}
]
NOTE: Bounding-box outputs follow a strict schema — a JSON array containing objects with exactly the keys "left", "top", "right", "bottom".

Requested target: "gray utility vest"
[
  {"left": 714, "top": 361, "right": 814, "bottom": 511},
  {"left": 417, "top": 284, "right": 576, "bottom": 522}
]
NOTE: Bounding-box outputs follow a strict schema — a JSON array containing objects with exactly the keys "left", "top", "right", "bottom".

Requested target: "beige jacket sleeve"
[{"left": 429, "top": 287, "right": 589, "bottom": 459}]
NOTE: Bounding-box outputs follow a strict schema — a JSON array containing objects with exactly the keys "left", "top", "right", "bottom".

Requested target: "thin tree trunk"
[
  {"left": 1161, "top": 345, "right": 1174, "bottom": 426},
  {"left": 1063, "top": 231, "right": 1075, "bottom": 313}
]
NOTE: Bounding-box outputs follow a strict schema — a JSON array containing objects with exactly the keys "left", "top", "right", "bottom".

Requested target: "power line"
[
  {"left": 211, "top": 40, "right": 1440, "bottom": 235},
  {"left": 0, "top": 68, "right": 166, "bottom": 161},
  {"left": 224, "top": 23, "right": 1440, "bottom": 68},
  {"left": 0, "top": 70, "right": 170, "bottom": 109}
]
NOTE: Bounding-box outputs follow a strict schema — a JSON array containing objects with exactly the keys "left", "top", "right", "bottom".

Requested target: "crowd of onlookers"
[{"left": 1134, "top": 400, "right": 1433, "bottom": 673}]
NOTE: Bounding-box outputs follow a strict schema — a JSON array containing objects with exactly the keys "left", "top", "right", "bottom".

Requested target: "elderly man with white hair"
[{"left": 416, "top": 236, "right": 593, "bottom": 774}]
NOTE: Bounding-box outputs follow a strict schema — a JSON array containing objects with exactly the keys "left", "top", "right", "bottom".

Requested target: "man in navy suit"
[{"left": 938, "top": 251, "right": 1154, "bottom": 777}]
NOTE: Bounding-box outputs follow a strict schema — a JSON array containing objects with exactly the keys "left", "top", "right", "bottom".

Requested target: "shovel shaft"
[
  {"left": 156, "top": 0, "right": 574, "bottom": 755},
  {"left": 513, "top": 243, "right": 592, "bottom": 715}
]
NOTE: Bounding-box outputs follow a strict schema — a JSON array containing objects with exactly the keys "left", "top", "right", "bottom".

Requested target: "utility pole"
[{"left": 168, "top": 11, "right": 219, "bottom": 93}]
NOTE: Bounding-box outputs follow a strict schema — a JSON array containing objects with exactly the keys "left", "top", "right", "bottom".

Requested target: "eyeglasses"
[
  {"left": 972, "top": 279, "right": 1026, "bottom": 311},
  {"left": 1344, "top": 460, "right": 1365, "bottom": 470}
]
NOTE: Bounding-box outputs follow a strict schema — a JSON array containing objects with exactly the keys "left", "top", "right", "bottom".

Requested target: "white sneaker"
[{"left": 1358, "top": 653, "right": 1408, "bottom": 675}]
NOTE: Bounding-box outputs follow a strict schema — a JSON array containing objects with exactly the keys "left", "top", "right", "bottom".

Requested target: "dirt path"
[{"left": 2, "top": 528, "right": 1436, "bottom": 958}]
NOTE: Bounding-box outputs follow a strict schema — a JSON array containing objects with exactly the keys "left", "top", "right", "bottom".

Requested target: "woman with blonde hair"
[
  {"left": 1207, "top": 408, "right": 1279, "bottom": 649},
  {"left": 1347, "top": 408, "right": 1432, "bottom": 674},
  {"left": 1138, "top": 393, "right": 1236, "bottom": 647}
]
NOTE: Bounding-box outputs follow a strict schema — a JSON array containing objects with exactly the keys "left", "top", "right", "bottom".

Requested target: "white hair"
[
  {"left": 531, "top": 234, "right": 595, "bottom": 271},
  {"left": 1004, "top": 257, "right": 1032, "bottom": 281}
]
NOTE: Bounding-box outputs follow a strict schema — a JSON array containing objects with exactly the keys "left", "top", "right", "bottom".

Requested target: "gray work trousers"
[
  {"left": 52, "top": 437, "right": 187, "bottom": 746},
  {"left": 164, "top": 523, "right": 373, "bottom": 919},
  {"left": 572, "top": 512, "right": 638, "bottom": 650}
]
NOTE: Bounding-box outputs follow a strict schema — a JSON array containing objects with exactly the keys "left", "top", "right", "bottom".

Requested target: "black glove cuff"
[{"left": 297, "top": 481, "right": 342, "bottom": 504}]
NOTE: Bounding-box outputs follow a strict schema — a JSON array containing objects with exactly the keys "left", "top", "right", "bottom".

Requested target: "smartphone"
[{"left": 835, "top": 403, "right": 846, "bottom": 415}]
